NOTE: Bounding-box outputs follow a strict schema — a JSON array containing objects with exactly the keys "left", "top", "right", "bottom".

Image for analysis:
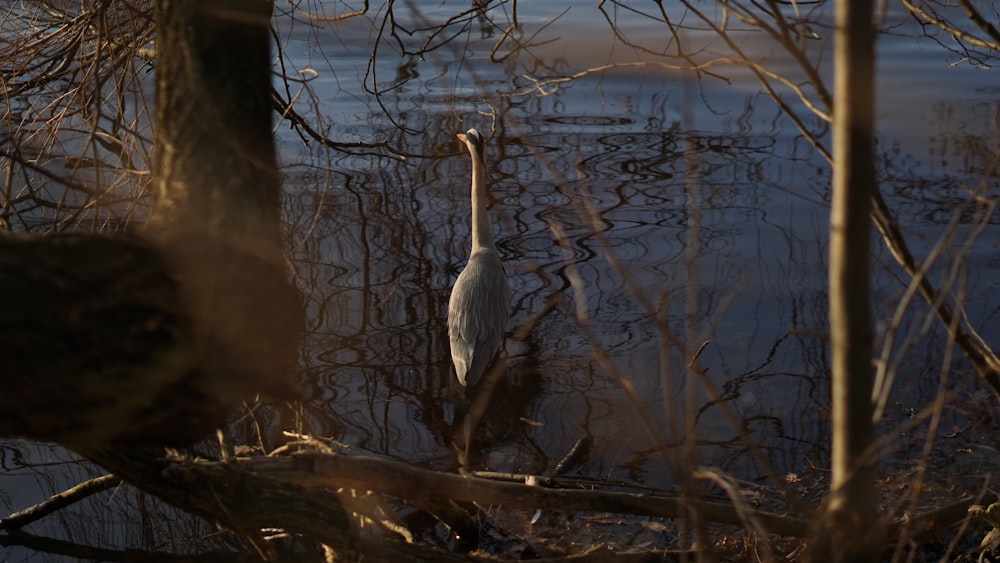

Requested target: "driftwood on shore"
[{"left": 5, "top": 442, "right": 990, "bottom": 561}]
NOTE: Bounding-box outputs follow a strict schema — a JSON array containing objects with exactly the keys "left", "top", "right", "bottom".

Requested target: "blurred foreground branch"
[
  {"left": 870, "top": 191, "right": 1000, "bottom": 396},
  {"left": 0, "top": 0, "right": 303, "bottom": 445}
]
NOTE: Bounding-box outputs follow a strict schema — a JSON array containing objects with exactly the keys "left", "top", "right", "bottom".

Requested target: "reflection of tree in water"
[
  {"left": 280, "top": 81, "right": 840, "bottom": 491},
  {"left": 883, "top": 99, "right": 1000, "bottom": 225}
]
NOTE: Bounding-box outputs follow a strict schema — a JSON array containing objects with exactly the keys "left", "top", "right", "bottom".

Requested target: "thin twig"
[{"left": 0, "top": 474, "right": 122, "bottom": 531}]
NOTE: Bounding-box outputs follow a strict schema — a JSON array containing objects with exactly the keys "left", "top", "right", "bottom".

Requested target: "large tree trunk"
[
  {"left": 142, "top": 0, "right": 304, "bottom": 420},
  {"left": 814, "top": 0, "right": 881, "bottom": 560},
  {"left": 0, "top": 0, "right": 302, "bottom": 446},
  {"left": 148, "top": 0, "right": 283, "bottom": 250}
]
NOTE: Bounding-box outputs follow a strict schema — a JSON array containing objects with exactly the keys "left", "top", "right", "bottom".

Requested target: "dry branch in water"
[
  {"left": 0, "top": 474, "right": 121, "bottom": 532},
  {"left": 248, "top": 450, "right": 810, "bottom": 538}
]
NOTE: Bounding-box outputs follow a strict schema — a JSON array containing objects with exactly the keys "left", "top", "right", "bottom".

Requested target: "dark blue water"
[{"left": 277, "top": 1, "right": 999, "bottom": 481}]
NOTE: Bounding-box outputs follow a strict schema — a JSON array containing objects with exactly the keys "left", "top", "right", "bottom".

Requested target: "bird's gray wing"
[{"left": 447, "top": 252, "right": 510, "bottom": 386}]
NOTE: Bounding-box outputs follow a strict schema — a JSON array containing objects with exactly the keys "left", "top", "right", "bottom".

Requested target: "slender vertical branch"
[{"left": 819, "top": 0, "right": 881, "bottom": 560}]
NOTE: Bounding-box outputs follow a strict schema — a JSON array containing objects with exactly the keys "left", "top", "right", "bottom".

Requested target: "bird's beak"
[{"left": 456, "top": 133, "right": 467, "bottom": 143}]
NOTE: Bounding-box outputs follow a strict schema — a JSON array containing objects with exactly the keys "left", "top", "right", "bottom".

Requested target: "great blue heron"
[{"left": 448, "top": 128, "right": 511, "bottom": 388}]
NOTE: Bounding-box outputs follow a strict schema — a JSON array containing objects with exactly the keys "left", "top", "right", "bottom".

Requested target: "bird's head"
[{"left": 457, "top": 128, "right": 485, "bottom": 161}]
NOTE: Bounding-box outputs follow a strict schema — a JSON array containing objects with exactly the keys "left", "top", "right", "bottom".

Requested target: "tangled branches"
[{"left": 0, "top": 1, "right": 155, "bottom": 231}]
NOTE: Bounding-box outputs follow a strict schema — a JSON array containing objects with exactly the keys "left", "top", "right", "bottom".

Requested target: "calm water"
[
  {"left": 278, "top": 1, "right": 999, "bottom": 476},
  {"left": 3, "top": 0, "right": 999, "bottom": 557}
]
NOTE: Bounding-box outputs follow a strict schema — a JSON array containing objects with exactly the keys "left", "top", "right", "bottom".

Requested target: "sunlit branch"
[
  {"left": 289, "top": 0, "right": 368, "bottom": 22},
  {"left": 956, "top": 0, "right": 1000, "bottom": 46},
  {"left": 740, "top": 56, "right": 831, "bottom": 123},
  {"left": 720, "top": 0, "right": 833, "bottom": 112},
  {"left": 902, "top": 0, "right": 1000, "bottom": 53},
  {"left": 507, "top": 60, "right": 733, "bottom": 98},
  {"left": 249, "top": 450, "right": 813, "bottom": 537},
  {"left": 0, "top": 148, "right": 139, "bottom": 198},
  {"left": 0, "top": 474, "right": 122, "bottom": 531}
]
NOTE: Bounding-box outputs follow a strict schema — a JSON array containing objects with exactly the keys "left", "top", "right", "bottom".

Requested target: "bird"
[{"left": 448, "top": 128, "right": 511, "bottom": 388}]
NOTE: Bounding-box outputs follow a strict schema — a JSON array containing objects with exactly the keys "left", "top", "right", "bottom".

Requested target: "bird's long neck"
[{"left": 469, "top": 149, "right": 495, "bottom": 252}]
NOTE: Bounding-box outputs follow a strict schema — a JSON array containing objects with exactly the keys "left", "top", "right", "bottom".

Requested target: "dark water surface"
[
  {"left": 3, "top": 0, "right": 999, "bottom": 557},
  {"left": 279, "top": 1, "right": 999, "bottom": 478}
]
